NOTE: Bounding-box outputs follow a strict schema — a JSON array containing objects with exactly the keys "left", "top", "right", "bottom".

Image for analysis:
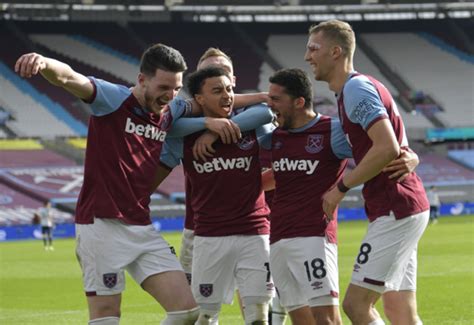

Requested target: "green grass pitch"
[{"left": 1, "top": 215, "right": 472, "bottom": 324}]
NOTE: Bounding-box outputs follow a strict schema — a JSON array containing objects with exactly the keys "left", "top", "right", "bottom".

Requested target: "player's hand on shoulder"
[
  {"left": 193, "top": 131, "right": 218, "bottom": 161},
  {"left": 15, "top": 53, "right": 47, "bottom": 78},
  {"left": 204, "top": 117, "right": 241, "bottom": 144}
]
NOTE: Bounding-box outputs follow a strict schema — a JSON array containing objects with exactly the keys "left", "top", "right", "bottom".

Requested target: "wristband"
[{"left": 337, "top": 180, "right": 350, "bottom": 193}]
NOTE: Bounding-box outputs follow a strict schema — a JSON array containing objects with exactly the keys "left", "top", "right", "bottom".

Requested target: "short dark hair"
[
  {"left": 269, "top": 68, "right": 313, "bottom": 108},
  {"left": 140, "top": 43, "right": 187, "bottom": 76},
  {"left": 187, "top": 66, "right": 231, "bottom": 97}
]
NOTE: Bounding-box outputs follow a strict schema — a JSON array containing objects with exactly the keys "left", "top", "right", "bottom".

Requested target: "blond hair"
[
  {"left": 309, "top": 20, "right": 356, "bottom": 59},
  {"left": 197, "top": 47, "right": 233, "bottom": 69}
]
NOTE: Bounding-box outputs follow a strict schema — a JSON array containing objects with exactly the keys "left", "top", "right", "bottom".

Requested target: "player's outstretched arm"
[
  {"left": 234, "top": 92, "right": 269, "bottom": 108},
  {"left": 15, "top": 52, "right": 93, "bottom": 101}
]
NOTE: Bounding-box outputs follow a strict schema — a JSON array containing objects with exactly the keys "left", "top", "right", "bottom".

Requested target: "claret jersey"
[
  {"left": 262, "top": 114, "right": 351, "bottom": 244},
  {"left": 337, "top": 73, "right": 429, "bottom": 221},
  {"left": 161, "top": 108, "right": 272, "bottom": 237},
  {"left": 75, "top": 78, "right": 188, "bottom": 225}
]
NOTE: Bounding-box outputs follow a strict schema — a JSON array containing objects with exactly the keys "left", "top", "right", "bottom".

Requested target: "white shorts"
[
  {"left": 270, "top": 236, "right": 339, "bottom": 309},
  {"left": 351, "top": 210, "right": 429, "bottom": 293},
  {"left": 179, "top": 228, "right": 195, "bottom": 275},
  {"left": 75, "top": 218, "right": 183, "bottom": 296},
  {"left": 192, "top": 235, "right": 274, "bottom": 305}
]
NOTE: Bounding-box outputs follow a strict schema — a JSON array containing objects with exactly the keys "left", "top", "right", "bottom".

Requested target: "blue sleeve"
[
  {"left": 330, "top": 118, "right": 353, "bottom": 159},
  {"left": 343, "top": 76, "right": 388, "bottom": 130},
  {"left": 258, "top": 130, "right": 273, "bottom": 151},
  {"left": 160, "top": 137, "right": 184, "bottom": 169},
  {"left": 167, "top": 103, "right": 275, "bottom": 137},
  {"left": 88, "top": 77, "right": 131, "bottom": 116},
  {"left": 233, "top": 104, "right": 275, "bottom": 132},
  {"left": 167, "top": 117, "right": 206, "bottom": 137},
  {"left": 169, "top": 97, "right": 192, "bottom": 123}
]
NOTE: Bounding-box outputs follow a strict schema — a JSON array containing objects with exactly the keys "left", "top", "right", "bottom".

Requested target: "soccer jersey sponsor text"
[
  {"left": 124, "top": 117, "right": 166, "bottom": 141},
  {"left": 193, "top": 156, "right": 253, "bottom": 173},
  {"left": 272, "top": 158, "right": 319, "bottom": 175}
]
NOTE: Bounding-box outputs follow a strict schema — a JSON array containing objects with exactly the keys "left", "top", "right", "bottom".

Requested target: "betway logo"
[
  {"left": 272, "top": 158, "right": 319, "bottom": 175},
  {"left": 125, "top": 117, "right": 166, "bottom": 141},
  {"left": 193, "top": 157, "right": 253, "bottom": 174}
]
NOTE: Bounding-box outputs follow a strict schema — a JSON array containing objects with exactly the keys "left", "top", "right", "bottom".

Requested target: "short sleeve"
[
  {"left": 343, "top": 76, "right": 388, "bottom": 130},
  {"left": 86, "top": 77, "right": 131, "bottom": 116},
  {"left": 330, "top": 118, "right": 352, "bottom": 159}
]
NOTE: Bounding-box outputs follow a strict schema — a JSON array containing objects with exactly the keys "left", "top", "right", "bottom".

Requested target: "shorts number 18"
[{"left": 304, "top": 258, "right": 326, "bottom": 281}]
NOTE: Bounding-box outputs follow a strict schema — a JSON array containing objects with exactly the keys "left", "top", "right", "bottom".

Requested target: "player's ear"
[
  {"left": 295, "top": 96, "right": 305, "bottom": 109},
  {"left": 137, "top": 73, "right": 146, "bottom": 87},
  {"left": 195, "top": 93, "right": 205, "bottom": 106},
  {"left": 332, "top": 45, "right": 343, "bottom": 59}
]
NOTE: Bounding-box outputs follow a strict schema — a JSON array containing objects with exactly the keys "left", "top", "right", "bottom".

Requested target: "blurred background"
[{"left": 0, "top": 0, "right": 473, "bottom": 241}]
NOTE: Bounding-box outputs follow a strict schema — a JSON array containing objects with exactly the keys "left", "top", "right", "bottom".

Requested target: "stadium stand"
[
  {"left": 30, "top": 34, "right": 139, "bottom": 84},
  {"left": 417, "top": 153, "right": 474, "bottom": 186},
  {"left": 0, "top": 63, "right": 85, "bottom": 137},
  {"left": 361, "top": 32, "right": 474, "bottom": 127},
  {"left": 0, "top": 182, "right": 74, "bottom": 226},
  {"left": 130, "top": 22, "right": 264, "bottom": 92},
  {"left": 448, "top": 149, "right": 474, "bottom": 170},
  {"left": 261, "top": 34, "right": 336, "bottom": 105},
  {"left": 0, "top": 139, "right": 76, "bottom": 226}
]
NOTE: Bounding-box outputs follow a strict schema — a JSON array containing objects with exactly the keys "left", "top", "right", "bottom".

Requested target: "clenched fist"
[{"left": 15, "top": 52, "right": 47, "bottom": 78}]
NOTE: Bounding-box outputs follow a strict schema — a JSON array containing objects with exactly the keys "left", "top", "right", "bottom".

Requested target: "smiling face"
[
  {"left": 268, "top": 83, "right": 299, "bottom": 130},
  {"left": 304, "top": 31, "right": 336, "bottom": 83},
  {"left": 140, "top": 69, "right": 183, "bottom": 114},
  {"left": 195, "top": 75, "right": 234, "bottom": 118}
]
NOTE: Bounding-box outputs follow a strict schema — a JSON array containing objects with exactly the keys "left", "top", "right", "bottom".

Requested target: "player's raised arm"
[{"left": 15, "top": 52, "right": 93, "bottom": 101}]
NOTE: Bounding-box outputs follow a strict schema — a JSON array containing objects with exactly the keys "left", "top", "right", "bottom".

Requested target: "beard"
[{"left": 279, "top": 114, "right": 292, "bottom": 130}]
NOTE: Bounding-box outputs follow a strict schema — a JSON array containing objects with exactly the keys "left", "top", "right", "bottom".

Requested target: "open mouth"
[
  {"left": 221, "top": 102, "right": 232, "bottom": 111},
  {"left": 156, "top": 98, "right": 170, "bottom": 107}
]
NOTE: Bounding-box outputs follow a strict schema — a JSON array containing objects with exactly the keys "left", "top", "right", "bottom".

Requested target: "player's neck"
[
  {"left": 291, "top": 110, "right": 316, "bottom": 129},
  {"left": 131, "top": 86, "right": 146, "bottom": 109},
  {"left": 329, "top": 61, "right": 353, "bottom": 94}
]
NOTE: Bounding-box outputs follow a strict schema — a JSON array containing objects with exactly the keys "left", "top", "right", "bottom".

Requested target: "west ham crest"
[
  {"left": 103, "top": 273, "right": 118, "bottom": 288},
  {"left": 237, "top": 135, "right": 255, "bottom": 150},
  {"left": 305, "top": 134, "right": 324, "bottom": 154},
  {"left": 199, "top": 283, "right": 213, "bottom": 297},
  {"left": 273, "top": 141, "right": 283, "bottom": 150}
]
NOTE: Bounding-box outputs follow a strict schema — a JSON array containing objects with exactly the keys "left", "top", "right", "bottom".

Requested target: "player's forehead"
[
  {"left": 202, "top": 75, "right": 232, "bottom": 91},
  {"left": 268, "top": 83, "right": 288, "bottom": 98},
  {"left": 199, "top": 56, "right": 234, "bottom": 75},
  {"left": 149, "top": 69, "right": 183, "bottom": 87},
  {"left": 307, "top": 32, "right": 324, "bottom": 50}
]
